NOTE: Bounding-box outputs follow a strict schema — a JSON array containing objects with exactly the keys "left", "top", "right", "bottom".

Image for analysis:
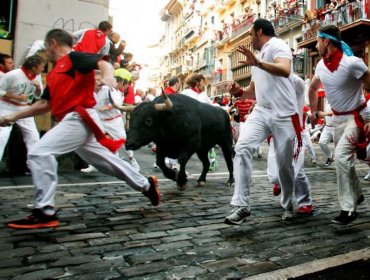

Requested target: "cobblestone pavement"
[{"left": 0, "top": 144, "right": 369, "bottom": 279}]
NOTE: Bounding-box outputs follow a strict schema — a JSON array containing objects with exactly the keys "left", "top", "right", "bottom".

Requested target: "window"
[{"left": 0, "top": 0, "right": 17, "bottom": 39}]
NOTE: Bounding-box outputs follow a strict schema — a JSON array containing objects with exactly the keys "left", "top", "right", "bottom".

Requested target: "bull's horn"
[
  {"left": 154, "top": 90, "right": 173, "bottom": 111},
  {"left": 109, "top": 90, "right": 135, "bottom": 112}
]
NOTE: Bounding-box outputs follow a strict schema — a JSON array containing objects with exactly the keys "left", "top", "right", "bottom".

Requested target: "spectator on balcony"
[
  {"left": 309, "top": 25, "right": 370, "bottom": 225},
  {"left": 224, "top": 18, "right": 300, "bottom": 225},
  {"left": 337, "top": 0, "right": 348, "bottom": 25}
]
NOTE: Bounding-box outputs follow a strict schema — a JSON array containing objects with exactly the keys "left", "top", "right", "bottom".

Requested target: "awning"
[{"left": 298, "top": 19, "right": 370, "bottom": 50}]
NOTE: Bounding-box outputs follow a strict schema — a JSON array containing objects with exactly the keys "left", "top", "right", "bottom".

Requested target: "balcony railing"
[{"left": 231, "top": 17, "right": 254, "bottom": 39}]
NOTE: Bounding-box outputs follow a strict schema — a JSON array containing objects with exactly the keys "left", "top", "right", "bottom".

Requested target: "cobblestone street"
[{"left": 0, "top": 144, "right": 369, "bottom": 279}]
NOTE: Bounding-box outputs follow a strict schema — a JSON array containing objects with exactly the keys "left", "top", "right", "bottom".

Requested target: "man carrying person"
[
  {"left": 309, "top": 25, "right": 370, "bottom": 225},
  {"left": 225, "top": 19, "right": 300, "bottom": 224},
  {"left": 0, "top": 29, "right": 160, "bottom": 229}
]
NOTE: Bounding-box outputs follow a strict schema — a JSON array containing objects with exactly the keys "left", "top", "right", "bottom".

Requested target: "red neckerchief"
[
  {"left": 323, "top": 49, "right": 343, "bottom": 73},
  {"left": 0, "top": 66, "right": 6, "bottom": 73},
  {"left": 164, "top": 87, "right": 177, "bottom": 94},
  {"left": 21, "top": 66, "right": 36, "bottom": 80},
  {"left": 191, "top": 87, "right": 202, "bottom": 94}
]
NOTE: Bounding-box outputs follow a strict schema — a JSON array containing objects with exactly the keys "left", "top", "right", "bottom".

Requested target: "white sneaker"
[
  {"left": 153, "top": 162, "right": 159, "bottom": 169},
  {"left": 364, "top": 172, "right": 370, "bottom": 180},
  {"left": 129, "top": 158, "right": 140, "bottom": 172},
  {"left": 81, "top": 165, "right": 97, "bottom": 173},
  {"left": 282, "top": 209, "right": 294, "bottom": 221}
]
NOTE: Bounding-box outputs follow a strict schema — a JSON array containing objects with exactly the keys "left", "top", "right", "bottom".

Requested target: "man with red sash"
[
  {"left": 225, "top": 19, "right": 301, "bottom": 225},
  {"left": 0, "top": 29, "right": 160, "bottom": 229},
  {"left": 0, "top": 55, "right": 45, "bottom": 164},
  {"left": 309, "top": 25, "right": 370, "bottom": 225}
]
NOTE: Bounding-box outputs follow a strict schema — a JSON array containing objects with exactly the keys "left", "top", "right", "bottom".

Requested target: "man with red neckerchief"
[
  {"left": 309, "top": 25, "right": 370, "bottom": 225},
  {"left": 164, "top": 76, "right": 180, "bottom": 95},
  {"left": 0, "top": 54, "right": 45, "bottom": 164},
  {"left": 0, "top": 29, "right": 160, "bottom": 230}
]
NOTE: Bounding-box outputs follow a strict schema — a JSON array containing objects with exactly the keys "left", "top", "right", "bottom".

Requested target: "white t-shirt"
[
  {"left": 315, "top": 55, "right": 368, "bottom": 113},
  {"left": 134, "top": 95, "right": 143, "bottom": 105},
  {"left": 181, "top": 88, "right": 212, "bottom": 104},
  {"left": 94, "top": 86, "right": 122, "bottom": 120},
  {"left": 252, "top": 37, "right": 297, "bottom": 117},
  {"left": 0, "top": 68, "right": 43, "bottom": 105}
]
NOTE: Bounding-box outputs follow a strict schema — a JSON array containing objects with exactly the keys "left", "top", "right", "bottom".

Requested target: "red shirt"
[
  {"left": 73, "top": 29, "right": 106, "bottom": 54},
  {"left": 42, "top": 52, "right": 102, "bottom": 121},
  {"left": 233, "top": 99, "right": 255, "bottom": 122},
  {"left": 164, "top": 87, "right": 177, "bottom": 94},
  {"left": 124, "top": 85, "right": 135, "bottom": 105}
]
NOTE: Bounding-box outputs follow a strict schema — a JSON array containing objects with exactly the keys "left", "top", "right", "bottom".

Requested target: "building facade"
[{"left": 159, "top": 0, "right": 370, "bottom": 99}]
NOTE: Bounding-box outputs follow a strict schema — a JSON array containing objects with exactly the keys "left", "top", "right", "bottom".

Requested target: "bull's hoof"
[
  {"left": 197, "top": 181, "right": 206, "bottom": 187},
  {"left": 227, "top": 182, "right": 235, "bottom": 188},
  {"left": 177, "top": 183, "right": 188, "bottom": 191}
]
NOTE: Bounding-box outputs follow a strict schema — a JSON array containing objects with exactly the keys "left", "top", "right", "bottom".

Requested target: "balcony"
[
  {"left": 298, "top": 1, "right": 370, "bottom": 50},
  {"left": 175, "top": 65, "right": 183, "bottom": 75},
  {"left": 231, "top": 17, "right": 254, "bottom": 40}
]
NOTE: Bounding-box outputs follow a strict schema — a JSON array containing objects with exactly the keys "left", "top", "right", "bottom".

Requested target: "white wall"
[{"left": 13, "top": 0, "right": 109, "bottom": 67}]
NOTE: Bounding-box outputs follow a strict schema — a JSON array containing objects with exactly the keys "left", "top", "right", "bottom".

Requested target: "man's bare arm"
[{"left": 0, "top": 99, "right": 50, "bottom": 125}]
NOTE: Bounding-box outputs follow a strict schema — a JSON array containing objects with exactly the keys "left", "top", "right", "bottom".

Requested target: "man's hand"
[
  {"left": 0, "top": 115, "right": 14, "bottom": 127},
  {"left": 32, "top": 80, "right": 42, "bottom": 92},
  {"left": 237, "top": 45, "right": 259, "bottom": 66},
  {"left": 310, "top": 112, "right": 318, "bottom": 129},
  {"left": 227, "top": 81, "right": 241, "bottom": 96},
  {"left": 364, "top": 123, "right": 370, "bottom": 138}
]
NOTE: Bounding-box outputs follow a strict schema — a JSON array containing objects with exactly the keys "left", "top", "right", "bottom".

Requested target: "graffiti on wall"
[{"left": 52, "top": 18, "right": 96, "bottom": 32}]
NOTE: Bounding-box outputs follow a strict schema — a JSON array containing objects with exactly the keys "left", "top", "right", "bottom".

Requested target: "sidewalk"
[{"left": 0, "top": 148, "right": 369, "bottom": 279}]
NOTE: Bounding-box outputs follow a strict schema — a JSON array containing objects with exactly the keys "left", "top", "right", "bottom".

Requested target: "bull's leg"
[
  {"left": 196, "top": 150, "right": 210, "bottom": 187},
  {"left": 219, "top": 141, "right": 235, "bottom": 187},
  {"left": 176, "top": 152, "right": 193, "bottom": 190},
  {"left": 156, "top": 153, "right": 177, "bottom": 181}
]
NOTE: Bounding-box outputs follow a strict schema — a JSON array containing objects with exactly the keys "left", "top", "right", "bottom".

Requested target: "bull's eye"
[{"left": 145, "top": 117, "right": 153, "bottom": 127}]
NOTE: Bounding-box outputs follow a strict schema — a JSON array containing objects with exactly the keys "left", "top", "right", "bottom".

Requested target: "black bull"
[{"left": 125, "top": 94, "right": 234, "bottom": 189}]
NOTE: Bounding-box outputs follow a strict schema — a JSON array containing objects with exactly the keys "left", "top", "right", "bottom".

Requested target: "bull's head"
[{"left": 125, "top": 92, "right": 173, "bottom": 150}]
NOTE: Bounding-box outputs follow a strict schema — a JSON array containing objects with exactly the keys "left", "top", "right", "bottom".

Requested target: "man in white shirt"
[
  {"left": 309, "top": 25, "right": 370, "bottom": 225},
  {"left": 181, "top": 74, "right": 217, "bottom": 171},
  {"left": 0, "top": 54, "right": 45, "bottom": 163},
  {"left": 225, "top": 19, "right": 300, "bottom": 224}
]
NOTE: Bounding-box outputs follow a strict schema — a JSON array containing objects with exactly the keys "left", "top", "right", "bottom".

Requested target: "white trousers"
[
  {"left": 333, "top": 115, "right": 362, "bottom": 212},
  {"left": 318, "top": 125, "right": 334, "bottom": 159},
  {"left": 27, "top": 109, "right": 149, "bottom": 209},
  {"left": 302, "top": 129, "right": 316, "bottom": 160},
  {"left": 231, "top": 106, "right": 296, "bottom": 210},
  {"left": 0, "top": 102, "right": 39, "bottom": 162},
  {"left": 267, "top": 141, "right": 312, "bottom": 207},
  {"left": 102, "top": 117, "right": 134, "bottom": 158}
]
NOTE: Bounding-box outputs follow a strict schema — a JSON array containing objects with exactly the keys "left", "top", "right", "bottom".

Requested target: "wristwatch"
[{"left": 257, "top": 60, "right": 262, "bottom": 68}]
